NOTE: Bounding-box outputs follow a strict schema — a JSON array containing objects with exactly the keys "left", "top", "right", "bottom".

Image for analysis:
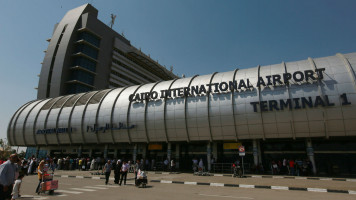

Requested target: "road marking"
[
  {"left": 61, "top": 175, "right": 68, "bottom": 178},
  {"left": 71, "top": 188, "right": 96, "bottom": 192},
  {"left": 307, "top": 188, "right": 327, "bottom": 192},
  {"left": 21, "top": 195, "right": 49, "bottom": 199},
  {"left": 320, "top": 178, "right": 332, "bottom": 181},
  {"left": 76, "top": 176, "right": 84, "bottom": 178},
  {"left": 239, "top": 184, "right": 255, "bottom": 188},
  {"left": 84, "top": 186, "right": 108, "bottom": 189},
  {"left": 346, "top": 179, "right": 356, "bottom": 182},
  {"left": 96, "top": 184, "right": 120, "bottom": 188},
  {"left": 214, "top": 174, "right": 223, "bottom": 177},
  {"left": 56, "top": 189, "right": 83, "bottom": 194},
  {"left": 198, "top": 194, "right": 254, "bottom": 199},
  {"left": 271, "top": 186, "right": 289, "bottom": 190},
  {"left": 295, "top": 177, "right": 307, "bottom": 180},
  {"left": 92, "top": 177, "right": 101, "bottom": 180},
  {"left": 348, "top": 190, "right": 356, "bottom": 195},
  {"left": 184, "top": 181, "right": 197, "bottom": 185},
  {"left": 272, "top": 176, "right": 283, "bottom": 179},
  {"left": 162, "top": 172, "right": 169, "bottom": 175},
  {"left": 210, "top": 183, "right": 224, "bottom": 187},
  {"left": 109, "top": 177, "right": 115, "bottom": 180},
  {"left": 161, "top": 180, "right": 173, "bottom": 183},
  {"left": 55, "top": 194, "right": 68, "bottom": 197}
]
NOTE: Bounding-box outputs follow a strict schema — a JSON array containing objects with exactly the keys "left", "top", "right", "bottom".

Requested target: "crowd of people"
[{"left": 269, "top": 158, "right": 314, "bottom": 176}]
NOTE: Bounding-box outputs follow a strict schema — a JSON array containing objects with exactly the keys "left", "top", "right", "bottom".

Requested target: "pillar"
[
  {"left": 142, "top": 144, "right": 147, "bottom": 159},
  {"left": 89, "top": 149, "right": 93, "bottom": 158},
  {"left": 35, "top": 146, "right": 40, "bottom": 158},
  {"left": 258, "top": 140, "right": 262, "bottom": 164},
  {"left": 175, "top": 144, "right": 180, "bottom": 169},
  {"left": 114, "top": 148, "right": 118, "bottom": 159},
  {"left": 133, "top": 144, "right": 137, "bottom": 161},
  {"left": 306, "top": 139, "right": 317, "bottom": 175},
  {"left": 207, "top": 142, "right": 212, "bottom": 171},
  {"left": 252, "top": 140, "right": 259, "bottom": 166},
  {"left": 77, "top": 145, "right": 82, "bottom": 157},
  {"left": 212, "top": 142, "right": 218, "bottom": 162},
  {"left": 167, "top": 143, "right": 172, "bottom": 161},
  {"left": 104, "top": 144, "right": 108, "bottom": 159}
]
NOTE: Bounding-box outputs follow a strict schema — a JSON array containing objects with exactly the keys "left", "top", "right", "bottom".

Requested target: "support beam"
[{"left": 306, "top": 139, "right": 317, "bottom": 175}]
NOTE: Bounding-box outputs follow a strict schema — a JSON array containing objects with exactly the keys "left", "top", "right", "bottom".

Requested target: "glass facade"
[
  {"left": 78, "top": 31, "right": 100, "bottom": 47},
  {"left": 75, "top": 44, "right": 98, "bottom": 59},
  {"left": 73, "top": 57, "right": 96, "bottom": 72},
  {"left": 70, "top": 70, "right": 94, "bottom": 85},
  {"left": 68, "top": 84, "right": 92, "bottom": 94}
]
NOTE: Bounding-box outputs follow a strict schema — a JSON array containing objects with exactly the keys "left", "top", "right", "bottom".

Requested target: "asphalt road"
[{"left": 17, "top": 174, "right": 355, "bottom": 200}]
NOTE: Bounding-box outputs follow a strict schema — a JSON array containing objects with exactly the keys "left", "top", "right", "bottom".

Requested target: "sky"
[{"left": 1, "top": 0, "right": 356, "bottom": 148}]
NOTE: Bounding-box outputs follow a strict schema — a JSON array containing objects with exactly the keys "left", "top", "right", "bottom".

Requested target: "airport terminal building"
[{"left": 8, "top": 52, "right": 356, "bottom": 175}]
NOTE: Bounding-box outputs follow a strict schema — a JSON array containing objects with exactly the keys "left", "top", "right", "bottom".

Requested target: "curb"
[
  {"left": 151, "top": 179, "right": 356, "bottom": 195},
  {"left": 213, "top": 174, "right": 356, "bottom": 182}
]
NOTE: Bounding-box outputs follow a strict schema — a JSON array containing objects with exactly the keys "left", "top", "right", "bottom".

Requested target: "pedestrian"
[
  {"left": 0, "top": 154, "right": 18, "bottom": 200},
  {"left": 170, "top": 159, "right": 175, "bottom": 172},
  {"left": 198, "top": 158, "right": 204, "bottom": 171},
  {"left": 114, "top": 160, "right": 122, "bottom": 184},
  {"left": 35, "top": 161, "right": 46, "bottom": 194},
  {"left": 134, "top": 160, "right": 143, "bottom": 180},
  {"left": 11, "top": 174, "right": 24, "bottom": 200},
  {"left": 289, "top": 159, "right": 295, "bottom": 176},
  {"left": 103, "top": 160, "right": 112, "bottom": 185},
  {"left": 119, "top": 161, "right": 129, "bottom": 186}
]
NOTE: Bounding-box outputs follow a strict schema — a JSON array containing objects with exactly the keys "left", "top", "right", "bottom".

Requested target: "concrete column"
[
  {"left": 167, "top": 143, "right": 172, "bottom": 161},
  {"left": 175, "top": 144, "right": 180, "bottom": 169},
  {"left": 78, "top": 145, "right": 82, "bottom": 157},
  {"left": 35, "top": 146, "right": 40, "bottom": 158},
  {"left": 89, "top": 149, "right": 93, "bottom": 158},
  {"left": 142, "top": 144, "right": 147, "bottom": 159},
  {"left": 306, "top": 139, "right": 317, "bottom": 175},
  {"left": 253, "top": 140, "right": 259, "bottom": 166},
  {"left": 212, "top": 142, "right": 218, "bottom": 162},
  {"left": 207, "top": 142, "right": 212, "bottom": 171},
  {"left": 133, "top": 144, "right": 137, "bottom": 161},
  {"left": 257, "top": 140, "right": 262, "bottom": 164},
  {"left": 104, "top": 144, "right": 108, "bottom": 159},
  {"left": 114, "top": 148, "right": 118, "bottom": 159}
]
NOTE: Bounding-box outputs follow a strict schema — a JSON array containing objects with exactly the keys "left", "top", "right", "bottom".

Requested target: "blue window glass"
[
  {"left": 68, "top": 84, "right": 92, "bottom": 94},
  {"left": 70, "top": 70, "right": 95, "bottom": 85},
  {"left": 78, "top": 32, "right": 100, "bottom": 47},
  {"left": 73, "top": 57, "right": 96, "bottom": 72},
  {"left": 75, "top": 44, "right": 98, "bottom": 59}
]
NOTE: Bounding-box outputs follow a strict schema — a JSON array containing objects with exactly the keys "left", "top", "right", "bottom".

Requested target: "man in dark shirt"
[
  {"left": 103, "top": 160, "right": 113, "bottom": 185},
  {"left": 114, "top": 160, "right": 122, "bottom": 184}
]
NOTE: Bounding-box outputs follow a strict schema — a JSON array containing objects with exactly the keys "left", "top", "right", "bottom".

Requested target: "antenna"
[{"left": 110, "top": 14, "right": 116, "bottom": 29}]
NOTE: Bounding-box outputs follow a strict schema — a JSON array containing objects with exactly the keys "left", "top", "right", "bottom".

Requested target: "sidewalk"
[{"left": 49, "top": 170, "right": 356, "bottom": 191}]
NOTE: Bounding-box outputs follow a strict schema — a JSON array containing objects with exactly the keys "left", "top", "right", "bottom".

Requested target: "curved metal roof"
[{"left": 8, "top": 52, "right": 356, "bottom": 146}]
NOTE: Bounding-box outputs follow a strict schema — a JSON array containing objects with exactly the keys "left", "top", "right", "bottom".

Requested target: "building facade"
[
  {"left": 9, "top": 52, "right": 356, "bottom": 175},
  {"left": 37, "top": 4, "right": 177, "bottom": 99}
]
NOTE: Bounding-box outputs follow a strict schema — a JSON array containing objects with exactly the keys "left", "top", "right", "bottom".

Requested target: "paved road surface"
[{"left": 18, "top": 174, "right": 355, "bottom": 200}]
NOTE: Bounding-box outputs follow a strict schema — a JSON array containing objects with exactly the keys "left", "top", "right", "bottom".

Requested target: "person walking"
[
  {"left": 35, "top": 161, "right": 46, "bottom": 194},
  {"left": 119, "top": 161, "right": 129, "bottom": 186},
  {"left": 0, "top": 154, "right": 18, "bottom": 200},
  {"left": 103, "top": 160, "right": 113, "bottom": 185},
  {"left": 11, "top": 174, "right": 24, "bottom": 200},
  {"left": 114, "top": 160, "right": 122, "bottom": 184},
  {"left": 134, "top": 159, "right": 143, "bottom": 181}
]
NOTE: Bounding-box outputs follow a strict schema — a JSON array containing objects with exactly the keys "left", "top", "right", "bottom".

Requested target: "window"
[
  {"left": 78, "top": 32, "right": 100, "bottom": 47},
  {"left": 70, "top": 70, "right": 94, "bottom": 85},
  {"left": 75, "top": 44, "right": 98, "bottom": 59},
  {"left": 73, "top": 57, "right": 96, "bottom": 72},
  {"left": 67, "top": 84, "right": 92, "bottom": 94}
]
